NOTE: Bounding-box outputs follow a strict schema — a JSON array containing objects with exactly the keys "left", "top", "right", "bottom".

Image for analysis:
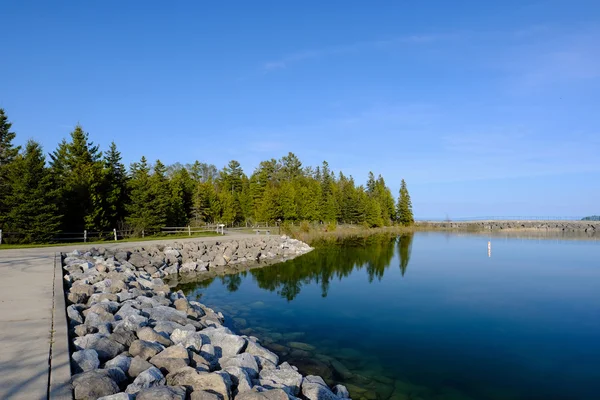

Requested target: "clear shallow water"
[{"left": 176, "top": 233, "right": 600, "bottom": 400}]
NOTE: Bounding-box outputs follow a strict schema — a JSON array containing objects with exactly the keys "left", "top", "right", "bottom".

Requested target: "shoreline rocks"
[{"left": 63, "top": 236, "right": 352, "bottom": 399}]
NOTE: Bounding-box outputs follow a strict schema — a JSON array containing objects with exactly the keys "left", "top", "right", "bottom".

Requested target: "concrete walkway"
[{"left": 0, "top": 234, "right": 255, "bottom": 400}]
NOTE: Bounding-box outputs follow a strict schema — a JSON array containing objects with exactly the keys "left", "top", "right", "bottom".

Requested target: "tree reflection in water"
[{"left": 192, "top": 233, "right": 415, "bottom": 301}]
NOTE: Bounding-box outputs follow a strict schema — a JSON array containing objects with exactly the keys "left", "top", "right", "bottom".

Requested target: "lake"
[{"left": 176, "top": 232, "right": 600, "bottom": 400}]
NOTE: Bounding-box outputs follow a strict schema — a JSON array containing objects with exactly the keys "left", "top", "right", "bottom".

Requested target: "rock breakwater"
[
  {"left": 419, "top": 220, "right": 598, "bottom": 234},
  {"left": 62, "top": 236, "right": 350, "bottom": 399}
]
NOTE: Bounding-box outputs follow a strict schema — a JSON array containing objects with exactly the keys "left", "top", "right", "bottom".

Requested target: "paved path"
[{"left": 0, "top": 234, "right": 255, "bottom": 400}]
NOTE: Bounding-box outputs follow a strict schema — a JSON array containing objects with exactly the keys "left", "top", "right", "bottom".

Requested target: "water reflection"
[{"left": 180, "top": 233, "right": 415, "bottom": 301}]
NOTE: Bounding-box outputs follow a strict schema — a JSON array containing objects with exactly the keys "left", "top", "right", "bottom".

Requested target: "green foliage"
[
  {"left": 300, "top": 220, "right": 311, "bottom": 233},
  {"left": 125, "top": 157, "right": 168, "bottom": 233},
  {"left": 50, "top": 125, "right": 103, "bottom": 232},
  {"left": 2, "top": 141, "right": 61, "bottom": 243},
  {"left": 1, "top": 120, "right": 415, "bottom": 242},
  {"left": 0, "top": 109, "right": 21, "bottom": 220},
  {"left": 397, "top": 179, "right": 414, "bottom": 226}
]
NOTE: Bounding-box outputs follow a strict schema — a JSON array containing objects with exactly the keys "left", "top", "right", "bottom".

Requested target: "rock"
[
  {"left": 173, "top": 298, "right": 190, "bottom": 311},
  {"left": 258, "top": 362, "right": 303, "bottom": 396},
  {"left": 68, "top": 292, "right": 89, "bottom": 304},
  {"left": 105, "top": 367, "right": 128, "bottom": 385},
  {"left": 245, "top": 341, "right": 279, "bottom": 365},
  {"left": 220, "top": 353, "right": 259, "bottom": 378},
  {"left": 110, "top": 329, "right": 138, "bottom": 347},
  {"left": 72, "top": 370, "right": 120, "bottom": 400},
  {"left": 190, "top": 391, "right": 220, "bottom": 400},
  {"left": 125, "top": 366, "right": 166, "bottom": 394},
  {"left": 154, "top": 321, "right": 195, "bottom": 336},
  {"left": 136, "top": 386, "right": 187, "bottom": 400},
  {"left": 180, "top": 261, "right": 197, "bottom": 272},
  {"left": 129, "top": 356, "right": 154, "bottom": 378},
  {"left": 74, "top": 324, "right": 96, "bottom": 337},
  {"left": 333, "top": 384, "right": 350, "bottom": 398},
  {"left": 330, "top": 359, "right": 353, "bottom": 380},
  {"left": 72, "top": 349, "right": 100, "bottom": 373},
  {"left": 129, "top": 340, "right": 165, "bottom": 360},
  {"left": 74, "top": 334, "right": 125, "bottom": 362},
  {"left": 67, "top": 305, "right": 84, "bottom": 326},
  {"left": 166, "top": 367, "right": 231, "bottom": 400},
  {"left": 105, "top": 354, "right": 132, "bottom": 374},
  {"left": 234, "top": 389, "right": 290, "bottom": 400},
  {"left": 116, "top": 314, "right": 149, "bottom": 332},
  {"left": 97, "top": 393, "right": 133, "bottom": 400},
  {"left": 223, "top": 366, "right": 253, "bottom": 393},
  {"left": 146, "top": 306, "right": 190, "bottom": 326},
  {"left": 149, "top": 344, "right": 191, "bottom": 374},
  {"left": 287, "top": 341, "right": 315, "bottom": 352},
  {"left": 200, "top": 327, "right": 247, "bottom": 359},
  {"left": 301, "top": 375, "right": 339, "bottom": 400},
  {"left": 137, "top": 327, "right": 173, "bottom": 347},
  {"left": 170, "top": 328, "right": 203, "bottom": 352}
]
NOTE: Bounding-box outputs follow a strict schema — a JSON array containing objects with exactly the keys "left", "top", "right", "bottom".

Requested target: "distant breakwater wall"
[
  {"left": 61, "top": 236, "right": 357, "bottom": 400},
  {"left": 417, "top": 220, "right": 599, "bottom": 234}
]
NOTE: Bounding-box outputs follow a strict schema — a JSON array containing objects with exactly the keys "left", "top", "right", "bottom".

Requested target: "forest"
[{"left": 0, "top": 109, "right": 414, "bottom": 243}]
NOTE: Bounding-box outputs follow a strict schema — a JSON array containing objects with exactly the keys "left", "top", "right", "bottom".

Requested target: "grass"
[
  {"left": 284, "top": 223, "right": 415, "bottom": 245},
  {"left": 0, "top": 231, "right": 220, "bottom": 250}
]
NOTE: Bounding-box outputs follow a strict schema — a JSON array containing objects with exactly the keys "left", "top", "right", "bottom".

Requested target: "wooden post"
[
  {"left": 188, "top": 225, "right": 191, "bottom": 236},
  {"left": 142, "top": 230, "right": 145, "bottom": 238},
  {"left": 84, "top": 230, "right": 87, "bottom": 243},
  {"left": 113, "top": 228, "right": 117, "bottom": 241}
]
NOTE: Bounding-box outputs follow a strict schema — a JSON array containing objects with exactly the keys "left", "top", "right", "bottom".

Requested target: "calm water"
[{"left": 176, "top": 233, "right": 600, "bottom": 400}]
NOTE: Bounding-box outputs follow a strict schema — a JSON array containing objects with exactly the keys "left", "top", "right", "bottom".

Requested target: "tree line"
[{"left": 0, "top": 108, "right": 414, "bottom": 243}]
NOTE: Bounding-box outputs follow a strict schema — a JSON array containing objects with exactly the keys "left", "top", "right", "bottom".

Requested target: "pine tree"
[
  {"left": 126, "top": 157, "right": 168, "bottom": 234},
  {"left": 2, "top": 141, "right": 61, "bottom": 243},
  {"left": 279, "top": 181, "right": 297, "bottom": 220},
  {"left": 0, "top": 109, "right": 20, "bottom": 221},
  {"left": 397, "top": 179, "right": 414, "bottom": 225},
  {"left": 102, "top": 142, "right": 128, "bottom": 229},
  {"left": 50, "top": 125, "right": 103, "bottom": 232}
]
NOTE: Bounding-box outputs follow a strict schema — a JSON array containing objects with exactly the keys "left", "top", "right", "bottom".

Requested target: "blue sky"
[{"left": 2, "top": 1, "right": 599, "bottom": 218}]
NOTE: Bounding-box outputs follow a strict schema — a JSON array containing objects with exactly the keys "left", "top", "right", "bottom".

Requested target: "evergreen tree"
[
  {"left": 2, "top": 141, "right": 61, "bottom": 243},
  {"left": 50, "top": 125, "right": 103, "bottom": 232},
  {"left": 397, "top": 179, "right": 414, "bottom": 225},
  {"left": 279, "top": 181, "right": 297, "bottom": 220},
  {"left": 101, "top": 142, "right": 128, "bottom": 229},
  {"left": 126, "top": 157, "right": 168, "bottom": 234},
  {"left": 0, "top": 109, "right": 20, "bottom": 220}
]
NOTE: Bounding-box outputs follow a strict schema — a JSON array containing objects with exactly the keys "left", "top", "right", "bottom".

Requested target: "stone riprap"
[
  {"left": 418, "top": 220, "right": 599, "bottom": 234},
  {"left": 62, "top": 236, "right": 351, "bottom": 400}
]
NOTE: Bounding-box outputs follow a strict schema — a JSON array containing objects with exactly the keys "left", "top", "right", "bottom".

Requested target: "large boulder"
[
  {"left": 234, "top": 389, "right": 290, "bottom": 400},
  {"left": 137, "top": 327, "right": 173, "bottom": 347},
  {"left": 146, "top": 306, "right": 190, "bottom": 326},
  {"left": 220, "top": 353, "right": 259, "bottom": 378},
  {"left": 72, "top": 349, "right": 100, "bottom": 373},
  {"left": 74, "top": 334, "right": 125, "bottom": 362},
  {"left": 258, "top": 362, "right": 303, "bottom": 396},
  {"left": 136, "top": 385, "right": 187, "bottom": 400},
  {"left": 170, "top": 328, "right": 203, "bottom": 352},
  {"left": 301, "top": 375, "right": 339, "bottom": 400},
  {"left": 200, "top": 327, "right": 246, "bottom": 359},
  {"left": 105, "top": 354, "right": 132, "bottom": 374},
  {"left": 166, "top": 367, "right": 231, "bottom": 400},
  {"left": 125, "top": 366, "right": 166, "bottom": 394},
  {"left": 149, "top": 344, "right": 190, "bottom": 374},
  {"left": 129, "top": 340, "right": 165, "bottom": 360},
  {"left": 244, "top": 340, "right": 278, "bottom": 365},
  {"left": 72, "top": 370, "right": 120, "bottom": 400},
  {"left": 129, "top": 356, "right": 154, "bottom": 378}
]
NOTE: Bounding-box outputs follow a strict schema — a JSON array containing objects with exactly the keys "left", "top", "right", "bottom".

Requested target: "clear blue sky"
[{"left": 2, "top": 1, "right": 599, "bottom": 218}]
